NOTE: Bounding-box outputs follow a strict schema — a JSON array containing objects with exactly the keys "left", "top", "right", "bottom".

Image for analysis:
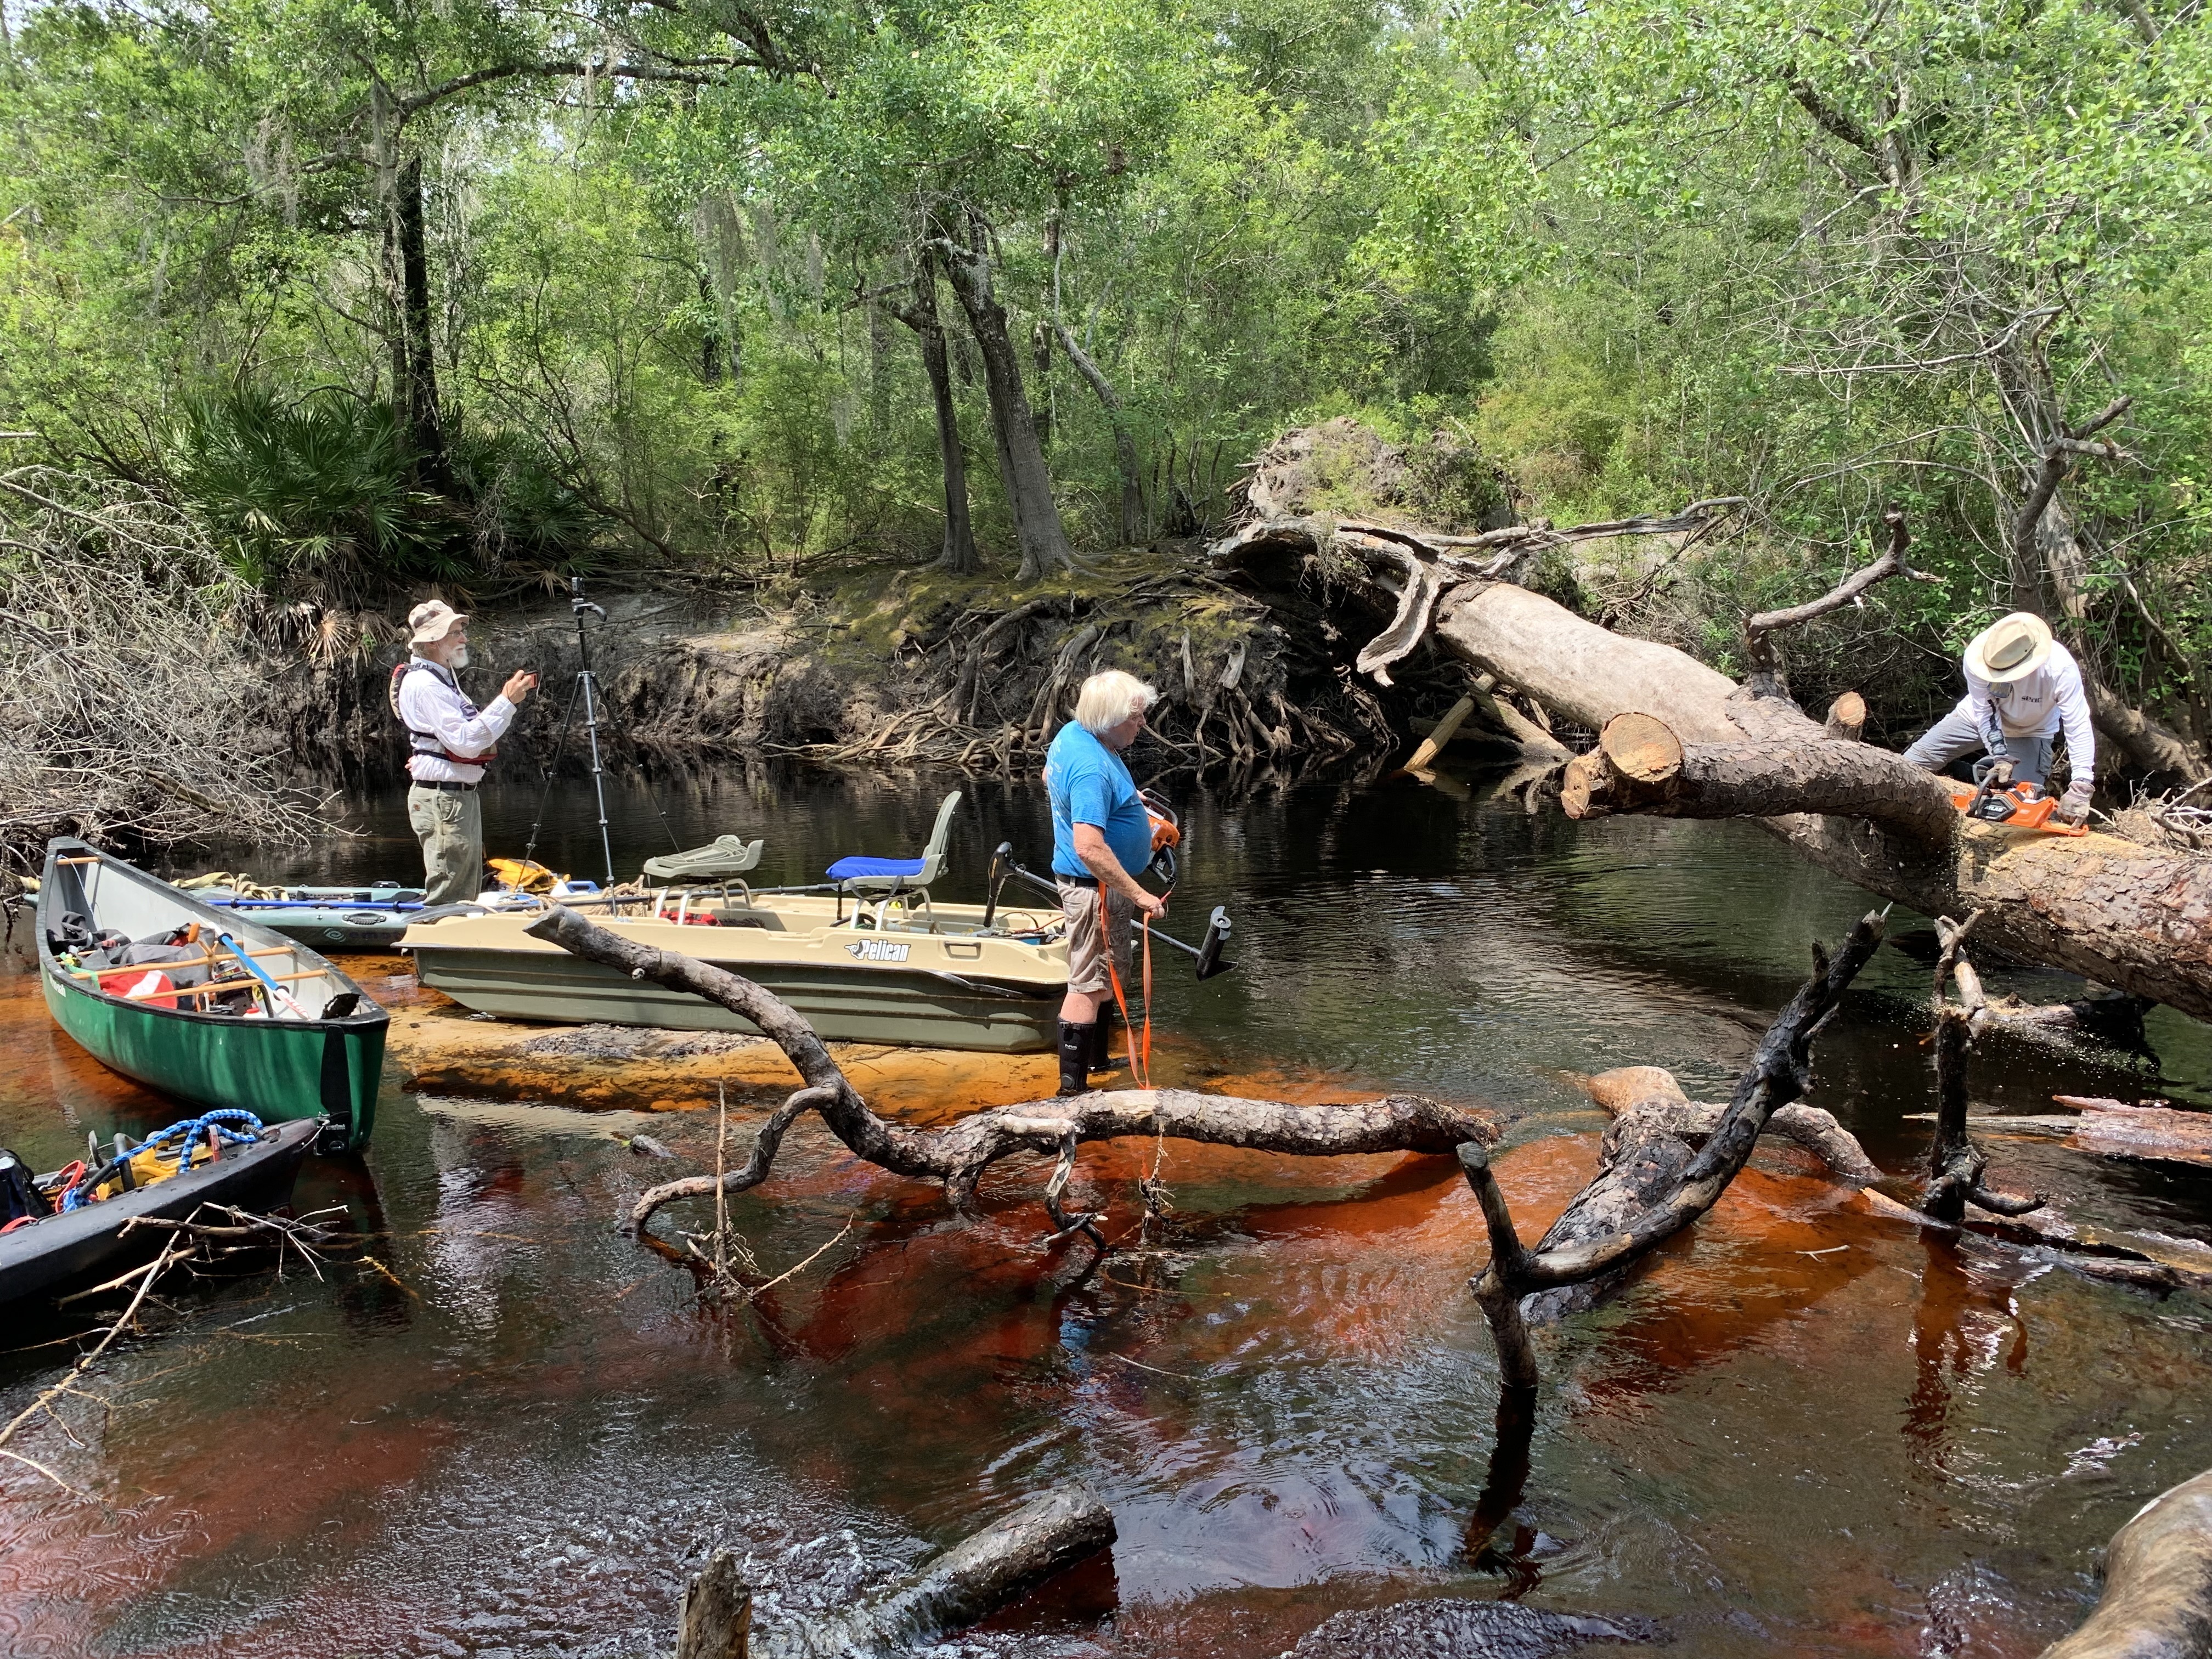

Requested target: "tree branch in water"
[
  {"left": 522, "top": 907, "right": 1499, "bottom": 1239},
  {"left": 1456, "top": 911, "right": 1888, "bottom": 1385}
]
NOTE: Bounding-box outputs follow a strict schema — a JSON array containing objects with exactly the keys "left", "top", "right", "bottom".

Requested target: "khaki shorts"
[{"left": 1059, "top": 878, "right": 1133, "bottom": 996}]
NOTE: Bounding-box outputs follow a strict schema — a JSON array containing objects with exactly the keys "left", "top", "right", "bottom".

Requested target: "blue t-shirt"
[{"left": 1045, "top": 723, "right": 1153, "bottom": 879}]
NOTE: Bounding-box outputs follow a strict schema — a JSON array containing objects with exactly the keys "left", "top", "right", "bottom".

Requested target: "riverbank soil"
[
  {"left": 3, "top": 773, "right": 2210, "bottom": 1658},
  {"left": 274, "top": 543, "right": 1425, "bottom": 787}
]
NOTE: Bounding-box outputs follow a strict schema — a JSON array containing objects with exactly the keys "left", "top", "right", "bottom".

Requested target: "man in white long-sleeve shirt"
[
  {"left": 396, "top": 601, "right": 537, "bottom": 904},
  {"left": 1903, "top": 611, "right": 2096, "bottom": 825}
]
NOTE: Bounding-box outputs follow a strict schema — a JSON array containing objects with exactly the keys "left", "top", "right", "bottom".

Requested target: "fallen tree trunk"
[
  {"left": 2039, "top": 1466, "right": 2212, "bottom": 1659},
  {"left": 522, "top": 907, "right": 1497, "bottom": 1237},
  {"left": 1213, "top": 515, "right": 2212, "bottom": 1019}
]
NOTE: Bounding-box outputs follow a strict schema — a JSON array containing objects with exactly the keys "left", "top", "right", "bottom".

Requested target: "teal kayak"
[
  {"left": 37, "top": 840, "right": 388, "bottom": 1151},
  {"left": 190, "top": 883, "right": 430, "bottom": 950},
  {"left": 188, "top": 879, "right": 610, "bottom": 951}
]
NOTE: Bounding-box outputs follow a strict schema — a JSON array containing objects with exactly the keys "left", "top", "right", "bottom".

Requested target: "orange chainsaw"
[{"left": 1947, "top": 774, "right": 2087, "bottom": 836}]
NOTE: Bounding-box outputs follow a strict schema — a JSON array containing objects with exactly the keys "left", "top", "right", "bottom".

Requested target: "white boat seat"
[
  {"left": 827, "top": 792, "right": 962, "bottom": 896},
  {"left": 642, "top": 836, "right": 764, "bottom": 882}
]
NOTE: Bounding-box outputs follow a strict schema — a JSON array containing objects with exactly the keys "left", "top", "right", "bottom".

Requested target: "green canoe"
[{"left": 37, "top": 839, "right": 388, "bottom": 1151}]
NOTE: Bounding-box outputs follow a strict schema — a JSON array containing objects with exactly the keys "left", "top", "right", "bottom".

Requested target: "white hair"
[{"left": 1075, "top": 669, "right": 1158, "bottom": 735}]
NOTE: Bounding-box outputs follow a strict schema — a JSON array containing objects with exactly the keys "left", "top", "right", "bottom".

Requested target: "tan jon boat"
[{"left": 398, "top": 886, "right": 1071, "bottom": 1053}]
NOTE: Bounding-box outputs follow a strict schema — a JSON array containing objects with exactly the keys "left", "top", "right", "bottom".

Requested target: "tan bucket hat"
[
  {"left": 407, "top": 600, "right": 469, "bottom": 646},
  {"left": 1964, "top": 612, "right": 2054, "bottom": 684}
]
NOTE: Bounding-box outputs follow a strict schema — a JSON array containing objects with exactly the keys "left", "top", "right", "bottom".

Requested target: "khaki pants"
[
  {"left": 1059, "top": 878, "right": 1132, "bottom": 996},
  {"left": 408, "top": 784, "right": 484, "bottom": 907}
]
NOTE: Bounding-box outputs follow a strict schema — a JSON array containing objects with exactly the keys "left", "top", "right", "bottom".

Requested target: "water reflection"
[
  {"left": 1904, "top": 1235, "right": 2031, "bottom": 1482},
  {"left": 0, "top": 759, "right": 2207, "bottom": 1658}
]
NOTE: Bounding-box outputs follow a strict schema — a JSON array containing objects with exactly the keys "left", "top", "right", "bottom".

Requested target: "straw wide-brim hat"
[
  {"left": 1964, "top": 612, "right": 2055, "bottom": 684},
  {"left": 407, "top": 600, "right": 469, "bottom": 646}
]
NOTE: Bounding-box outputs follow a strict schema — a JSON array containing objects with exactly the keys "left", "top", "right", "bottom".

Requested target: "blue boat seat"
[
  {"left": 827, "top": 856, "right": 928, "bottom": 881},
  {"left": 828, "top": 791, "right": 962, "bottom": 896}
]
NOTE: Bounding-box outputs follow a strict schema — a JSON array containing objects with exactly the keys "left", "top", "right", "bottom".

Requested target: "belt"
[
  {"left": 1058, "top": 874, "right": 1099, "bottom": 888},
  {"left": 412, "top": 780, "right": 477, "bottom": 793}
]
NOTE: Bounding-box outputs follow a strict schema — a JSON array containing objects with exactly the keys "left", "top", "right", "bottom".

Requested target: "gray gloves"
[{"left": 2059, "top": 778, "right": 2094, "bottom": 825}]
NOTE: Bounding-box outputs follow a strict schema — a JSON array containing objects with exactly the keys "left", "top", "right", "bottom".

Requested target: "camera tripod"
[{"left": 517, "top": 575, "right": 668, "bottom": 892}]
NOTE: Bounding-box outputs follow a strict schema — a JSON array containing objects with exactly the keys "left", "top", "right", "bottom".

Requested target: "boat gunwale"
[
  {"left": 36, "top": 838, "right": 392, "bottom": 1039},
  {"left": 0, "top": 1116, "right": 323, "bottom": 1305},
  {"left": 396, "top": 905, "right": 1071, "bottom": 990}
]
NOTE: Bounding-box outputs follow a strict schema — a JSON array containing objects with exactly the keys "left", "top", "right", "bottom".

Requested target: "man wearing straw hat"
[
  {"left": 1903, "top": 611, "right": 2096, "bottom": 825},
  {"left": 396, "top": 601, "right": 538, "bottom": 905}
]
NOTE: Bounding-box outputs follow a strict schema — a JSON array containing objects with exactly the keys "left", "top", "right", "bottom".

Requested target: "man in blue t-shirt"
[{"left": 1044, "top": 669, "right": 1168, "bottom": 1095}]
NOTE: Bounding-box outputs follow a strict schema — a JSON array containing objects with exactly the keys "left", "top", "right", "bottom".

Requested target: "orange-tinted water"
[{"left": 3, "top": 766, "right": 2210, "bottom": 1657}]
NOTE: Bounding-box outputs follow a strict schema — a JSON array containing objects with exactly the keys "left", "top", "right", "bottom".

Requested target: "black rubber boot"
[
  {"left": 1057, "top": 1020, "right": 1095, "bottom": 1097},
  {"left": 1089, "top": 1009, "right": 1116, "bottom": 1074}
]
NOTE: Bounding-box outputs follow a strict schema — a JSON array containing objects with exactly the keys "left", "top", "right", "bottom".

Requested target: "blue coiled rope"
[{"left": 60, "top": 1109, "right": 268, "bottom": 1212}]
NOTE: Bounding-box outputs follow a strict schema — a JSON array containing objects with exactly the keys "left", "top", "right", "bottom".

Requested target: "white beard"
[{"left": 451, "top": 646, "right": 471, "bottom": 669}]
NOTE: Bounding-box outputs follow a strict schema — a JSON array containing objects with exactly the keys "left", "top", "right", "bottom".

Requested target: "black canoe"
[{"left": 0, "top": 1116, "right": 321, "bottom": 1310}]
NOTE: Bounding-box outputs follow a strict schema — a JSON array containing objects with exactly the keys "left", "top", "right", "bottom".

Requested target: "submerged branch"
[{"left": 1459, "top": 912, "right": 1887, "bottom": 1377}]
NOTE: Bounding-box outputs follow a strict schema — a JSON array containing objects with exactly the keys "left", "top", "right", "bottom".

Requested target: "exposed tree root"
[{"left": 754, "top": 573, "right": 1367, "bottom": 775}]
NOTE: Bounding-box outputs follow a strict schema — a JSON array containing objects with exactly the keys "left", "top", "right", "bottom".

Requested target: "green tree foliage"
[
  {"left": 1364, "top": 0, "right": 2212, "bottom": 745},
  {"left": 0, "top": 0, "right": 2203, "bottom": 754}
]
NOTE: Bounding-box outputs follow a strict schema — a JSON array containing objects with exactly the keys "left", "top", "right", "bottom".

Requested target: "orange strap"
[{"left": 1100, "top": 887, "right": 1154, "bottom": 1089}]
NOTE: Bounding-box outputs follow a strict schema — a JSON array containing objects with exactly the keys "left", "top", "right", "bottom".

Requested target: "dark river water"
[{"left": 4, "top": 757, "right": 2210, "bottom": 1658}]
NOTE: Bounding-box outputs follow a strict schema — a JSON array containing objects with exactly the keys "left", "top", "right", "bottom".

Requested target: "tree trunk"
[
  {"left": 936, "top": 215, "right": 1073, "bottom": 583},
  {"left": 1214, "top": 514, "right": 2212, "bottom": 1020},
  {"left": 1440, "top": 578, "right": 2212, "bottom": 1019},
  {"left": 2028, "top": 491, "right": 2207, "bottom": 780},
  {"left": 1031, "top": 319, "right": 1052, "bottom": 451},
  {"left": 392, "top": 154, "right": 453, "bottom": 494},
  {"left": 886, "top": 248, "right": 979, "bottom": 575},
  {"left": 1054, "top": 321, "right": 1143, "bottom": 548},
  {"left": 698, "top": 269, "right": 723, "bottom": 386}
]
